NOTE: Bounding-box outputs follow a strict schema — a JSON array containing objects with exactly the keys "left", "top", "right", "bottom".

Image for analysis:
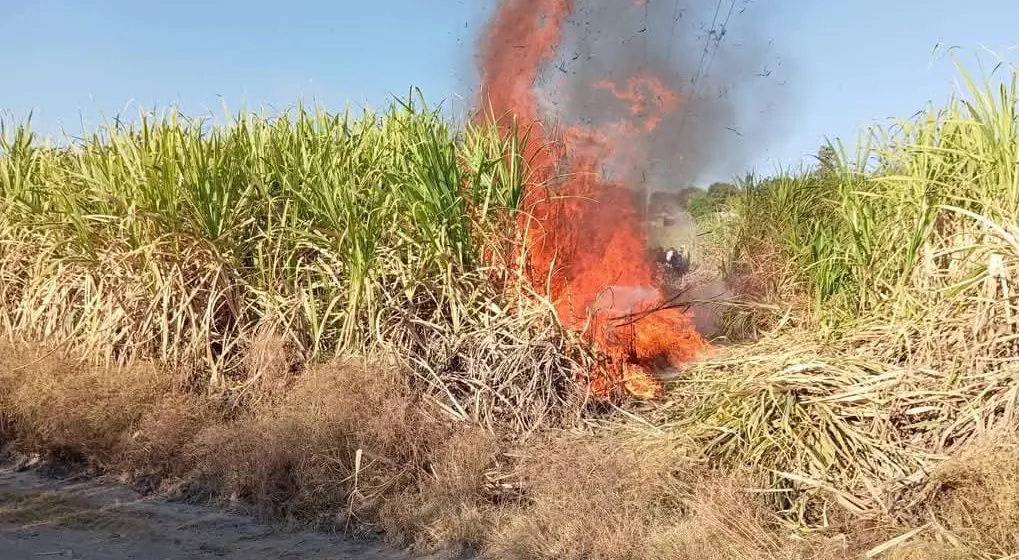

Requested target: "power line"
[
  {"left": 673, "top": 0, "right": 736, "bottom": 151},
  {"left": 689, "top": 0, "right": 724, "bottom": 99},
  {"left": 642, "top": 0, "right": 650, "bottom": 71},
  {"left": 701, "top": 0, "right": 738, "bottom": 92},
  {"left": 640, "top": 0, "right": 651, "bottom": 216},
  {"left": 665, "top": 0, "right": 682, "bottom": 70}
]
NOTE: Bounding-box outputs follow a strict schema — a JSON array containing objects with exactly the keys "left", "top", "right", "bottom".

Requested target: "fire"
[{"left": 478, "top": 0, "right": 706, "bottom": 400}]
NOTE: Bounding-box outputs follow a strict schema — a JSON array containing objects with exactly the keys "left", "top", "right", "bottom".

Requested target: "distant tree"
[
  {"left": 648, "top": 191, "right": 678, "bottom": 213},
  {"left": 676, "top": 186, "right": 702, "bottom": 209},
  {"left": 816, "top": 144, "right": 838, "bottom": 177},
  {"left": 648, "top": 188, "right": 704, "bottom": 213},
  {"left": 685, "top": 181, "right": 741, "bottom": 221},
  {"left": 707, "top": 181, "right": 739, "bottom": 197},
  {"left": 687, "top": 190, "right": 720, "bottom": 220}
]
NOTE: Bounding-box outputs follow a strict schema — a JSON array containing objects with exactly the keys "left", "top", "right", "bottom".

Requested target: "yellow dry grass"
[{"left": 0, "top": 340, "right": 860, "bottom": 559}]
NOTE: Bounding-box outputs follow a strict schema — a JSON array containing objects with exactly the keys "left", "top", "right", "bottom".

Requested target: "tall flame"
[{"left": 478, "top": 0, "right": 706, "bottom": 399}]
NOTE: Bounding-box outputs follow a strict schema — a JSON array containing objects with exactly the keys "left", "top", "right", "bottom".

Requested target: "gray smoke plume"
[{"left": 533, "top": 0, "right": 790, "bottom": 188}]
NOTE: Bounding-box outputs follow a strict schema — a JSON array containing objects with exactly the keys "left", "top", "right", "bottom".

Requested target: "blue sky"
[{"left": 3, "top": 1, "right": 1018, "bottom": 185}]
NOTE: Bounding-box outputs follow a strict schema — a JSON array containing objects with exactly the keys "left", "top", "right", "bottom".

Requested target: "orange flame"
[{"left": 478, "top": 0, "right": 706, "bottom": 400}]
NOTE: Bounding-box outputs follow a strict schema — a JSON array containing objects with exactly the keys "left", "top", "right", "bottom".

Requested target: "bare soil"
[{"left": 0, "top": 464, "right": 441, "bottom": 560}]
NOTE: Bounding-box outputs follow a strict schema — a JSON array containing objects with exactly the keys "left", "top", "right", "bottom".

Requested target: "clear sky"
[{"left": 3, "top": 1, "right": 1018, "bottom": 184}]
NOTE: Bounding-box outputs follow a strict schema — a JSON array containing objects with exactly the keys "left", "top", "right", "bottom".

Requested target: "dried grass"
[
  {"left": 184, "top": 358, "right": 446, "bottom": 529},
  {"left": 662, "top": 62, "right": 1019, "bottom": 551},
  {"left": 0, "top": 340, "right": 210, "bottom": 469},
  {"left": 380, "top": 274, "right": 587, "bottom": 434},
  {"left": 1, "top": 340, "right": 863, "bottom": 558},
  {"left": 484, "top": 431, "right": 844, "bottom": 560},
  {"left": 905, "top": 439, "right": 1019, "bottom": 557},
  {"left": 487, "top": 434, "right": 694, "bottom": 560}
]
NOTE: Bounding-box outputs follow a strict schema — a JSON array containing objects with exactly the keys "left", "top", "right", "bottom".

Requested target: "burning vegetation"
[{"left": 476, "top": 0, "right": 735, "bottom": 398}]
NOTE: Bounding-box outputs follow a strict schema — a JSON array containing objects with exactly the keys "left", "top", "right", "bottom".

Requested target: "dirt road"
[{"left": 0, "top": 465, "right": 433, "bottom": 560}]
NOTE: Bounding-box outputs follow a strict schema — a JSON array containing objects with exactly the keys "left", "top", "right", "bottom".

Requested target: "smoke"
[
  {"left": 469, "top": 0, "right": 778, "bottom": 397},
  {"left": 523, "top": 0, "right": 788, "bottom": 188},
  {"left": 592, "top": 285, "right": 660, "bottom": 315}
]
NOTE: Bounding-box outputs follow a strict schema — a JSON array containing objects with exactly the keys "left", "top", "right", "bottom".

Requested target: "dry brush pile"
[{"left": 656, "top": 60, "right": 1019, "bottom": 558}]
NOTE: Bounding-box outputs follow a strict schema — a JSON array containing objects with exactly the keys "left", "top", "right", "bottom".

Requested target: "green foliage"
[
  {"left": 0, "top": 90, "right": 548, "bottom": 394},
  {"left": 685, "top": 190, "right": 714, "bottom": 219},
  {"left": 706, "top": 181, "right": 739, "bottom": 197},
  {"left": 815, "top": 144, "right": 838, "bottom": 177},
  {"left": 676, "top": 185, "right": 702, "bottom": 208},
  {"left": 687, "top": 182, "right": 740, "bottom": 221},
  {"left": 675, "top": 60, "right": 1019, "bottom": 529},
  {"left": 647, "top": 186, "right": 701, "bottom": 213},
  {"left": 724, "top": 59, "right": 1019, "bottom": 329}
]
